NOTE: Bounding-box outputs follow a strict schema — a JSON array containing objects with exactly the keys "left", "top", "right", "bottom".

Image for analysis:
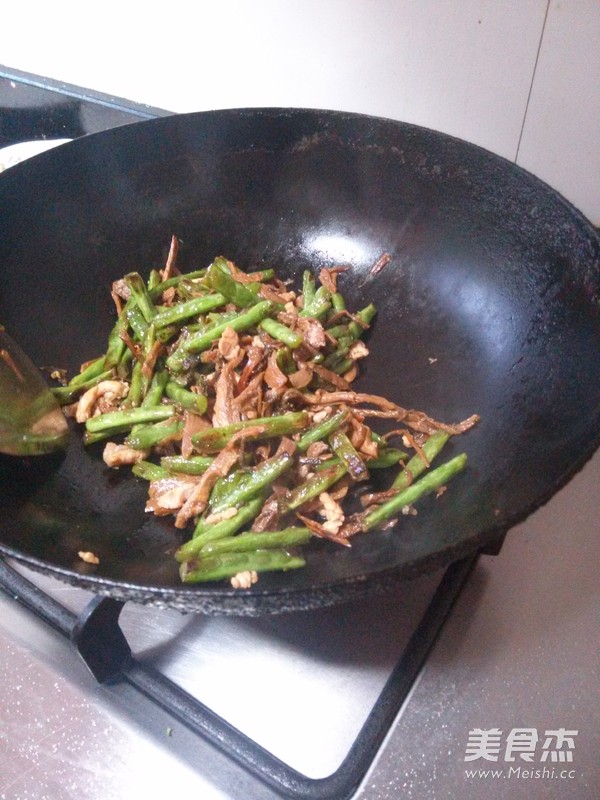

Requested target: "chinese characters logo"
[{"left": 464, "top": 728, "right": 578, "bottom": 763}]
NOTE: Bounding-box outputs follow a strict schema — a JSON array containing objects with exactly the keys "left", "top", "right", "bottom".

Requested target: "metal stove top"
[
  {"left": 0, "top": 557, "right": 461, "bottom": 799},
  {"left": 0, "top": 67, "right": 598, "bottom": 800}
]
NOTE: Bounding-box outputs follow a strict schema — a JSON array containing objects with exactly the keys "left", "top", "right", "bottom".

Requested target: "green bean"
[
  {"left": 192, "top": 411, "right": 309, "bottom": 453},
  {"left": 247, "top": 268, "right": 275, "bottom": 281},
  {"left": 370, "top": 430, "right": 386, "bottom": 446},
  {"left": 202, "top": 527, "right": 311, "bottom": 555},
  {"left": 188, "top": 492, "right": 265, "bottom": 548},
  {"left": 166, "top": 300, "right": 273, "bottom": 370},
  {"left": 124, "top": 272, "right": 156, "bottom": 322},
  {"left": 124, "top": 369, "right": 169, "bottom": 440},
  {"left": 124, "top": 360, "right": 144, "bottom": 408},
  {"left": 82, "top": 429, "right": 114, "bottom": 446},
  {"left": 308, "top": 300, "right": 331, "bottom": 321},
  {"left": 325, "top": 323, "right": 349, "bottom": 340},
  {"left": 259, "top": 318, "right": 303, "bottom": 348},
  {"left": 331, "top": 291, "right": 346, "bottom": 312},
  {"left": 296, "top": 408, "right": 349, "bottom": 452},
  {"left": 301, "top": 284, "right": 331, "bottom": 318},
  {"left": 314, "top": 448, "right": 408, "bottom": 471},
  {"left": 328, "top": 430, "right": 368, "bottom": 481},
  {"left": 147, "top": 269, "right": 162, "bottom": 291},
  {"left": 149, "top": 269, "right": 207, "bottom": 299},
  {"left": 115, "top": 348, "right": 133, "bottom": 379},
  {"left": 104, "top": 312, "right": 129, "bottom": 369},
  {"left": 348, "top": 303, "right": 377, "bottom": 337},
  {"left": 364, "top": 448, "right": 409, "bottom": 468},
  {"left": 161, "top": 455, "right": 214, "bottom": 475},
  {"left": 65, "top": 245, "right": 477, "bottom": 589},
  {"left": 180, "top": 549, "right": 306, "bottom": 583},
  {"left": 139, "top": 324, "right": 159, "bottom": 397},
  {"left": 204, "top": 309, "right": 243, "bottom": 328},
  {"left": 322, "top": 350, "right": 346, "bottom": 372},
  {"left": 331, "top": 358, "right": 354, "bottom": 375},
  {"left": 209, "top": 469, "right": 248, "bottom": 507},
  {"left": 153, "top": 293, "right": 226, "bottom": 329},
  {"left": 206, "top": 258, "right": 260, "bottom": 308},
  {"left": 209, "top": 452, "right": 294, "bottom": 513},
  {"left": 324, "top": 303, "right": 377, "bottom": 371},
  {"left": 142, "top": 370, "right": 168, "bottom": 407},
  {"left": 392, "top": 431, "right": 450, "bottom": 490},
  {"left": 126, "top": 305, "right": 149, "bottom": 340},
  {"left": 285, "top": 463, "right": 348, "bottom": 510},
  {"left": 331, "top": 304, "right": 377, "bottom": 347},
  {"left": 178, "top": 281, "right": 211, "bottom": 301},
  {"left": 52, "top": 369, "right": 114, "bottom": 405},
  {"left": 125, "top": 417, "right": 183, "bottom": 450},
  {"left": 67, "top": 356, "right": 107, "bottom": 388},
  {"left": 362, "top": 453, "right": 467, "bottom": 531},
  {"left": 323, "top": 348, "right": 351, "bottom": 374},
  {"left": 85, "top": 405, "right": 176, "bottom": 434},
  {"left": 176, "top": 496, "right": 265, "bottom": 561},
  {"left": 132, "top": 461, "right": 170, "bottom": 481},
  {"left": 301, "top": 271, "right": 316, "bottom": 310},
  {"left": 276, "top": 347, "right": 296, "bottom": 374},
  {"left": 165, "top": 381, "right": 208, "bottom": 414}
]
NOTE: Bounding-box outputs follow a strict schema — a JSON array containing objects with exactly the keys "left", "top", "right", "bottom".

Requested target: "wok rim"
[
  {"left": 2, "top": 436, "right": 597, "bottom": 616},
  {"left": 1, "top": 106, "right": 599, "bottom": 615}
]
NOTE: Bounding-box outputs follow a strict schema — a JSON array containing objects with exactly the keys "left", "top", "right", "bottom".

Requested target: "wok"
[{"left": 0, "top": 108, "right": 599, "bottom": 615}]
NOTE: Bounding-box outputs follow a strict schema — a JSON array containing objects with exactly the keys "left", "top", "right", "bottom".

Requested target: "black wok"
[{"left": 0, "top": 108, "right": 599, "bottom": 615}]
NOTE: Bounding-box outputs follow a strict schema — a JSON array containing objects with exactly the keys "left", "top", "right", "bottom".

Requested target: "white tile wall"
[
  {"left": 2, "top": 0, "right": 599, "bottom": 221},
  {"left": 516, "top": 0, "right": 600, "bottom": 225}
]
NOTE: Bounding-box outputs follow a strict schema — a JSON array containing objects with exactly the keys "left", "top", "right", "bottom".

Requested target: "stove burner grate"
[{"left": 0, "top": 555, "right": 476, "bottom": 799}]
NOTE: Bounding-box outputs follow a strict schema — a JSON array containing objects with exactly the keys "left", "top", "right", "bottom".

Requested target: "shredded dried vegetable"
[{"left": 54, "top": 237, "right": 479, "bottom": 588}]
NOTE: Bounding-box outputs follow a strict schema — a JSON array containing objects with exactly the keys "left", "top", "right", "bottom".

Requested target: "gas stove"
[{"left": 0, "top": 66, "right": 598, "bottom": 800}]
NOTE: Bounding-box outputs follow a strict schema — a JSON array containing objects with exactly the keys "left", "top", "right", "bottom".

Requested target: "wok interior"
[{"left": 0, "top": 109, "right": 599, "bottom": 612}]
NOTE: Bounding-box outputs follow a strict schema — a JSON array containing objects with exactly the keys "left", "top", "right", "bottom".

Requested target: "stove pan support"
[{"left": 0, "top": 554, "right": 477, "bottom": 800}]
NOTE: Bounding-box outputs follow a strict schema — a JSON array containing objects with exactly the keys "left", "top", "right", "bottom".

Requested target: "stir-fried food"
[{"left": 54, "top": 237, "right": 479, "bottom": 588}]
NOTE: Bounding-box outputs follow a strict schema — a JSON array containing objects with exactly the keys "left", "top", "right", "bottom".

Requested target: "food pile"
[{"left": 54, "top": 237, "right": 478, "bottom": 588}]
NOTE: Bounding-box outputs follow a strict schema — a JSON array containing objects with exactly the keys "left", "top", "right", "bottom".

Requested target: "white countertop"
[
  {"left": 360, "top": 450, "right": 600, "bottom": 800},
  {"left": 0, "top": 3, "right": 598, "bottom": 798}
]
